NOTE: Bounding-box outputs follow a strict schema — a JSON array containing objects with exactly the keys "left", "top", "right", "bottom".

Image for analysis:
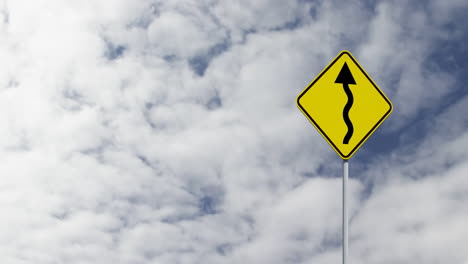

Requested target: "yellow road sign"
[{"left": 297, "top": 51, "right": 393, "bottom": 160}]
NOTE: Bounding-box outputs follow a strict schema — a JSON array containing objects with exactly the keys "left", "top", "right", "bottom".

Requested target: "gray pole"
[{"left": 343, "top": 160, "right": 349, "bottom": 264}]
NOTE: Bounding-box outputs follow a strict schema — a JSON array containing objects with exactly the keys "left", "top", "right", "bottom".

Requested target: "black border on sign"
[{"left": 296, "top": 50, "right": 393, "bottom": 160}]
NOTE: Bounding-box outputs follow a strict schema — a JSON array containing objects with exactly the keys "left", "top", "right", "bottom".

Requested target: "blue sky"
[{"left": 0, "top": 0, "right": 467, "bottom": 263}]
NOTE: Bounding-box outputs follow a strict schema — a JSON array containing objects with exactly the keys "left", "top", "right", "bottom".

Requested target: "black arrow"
[{"left": 335, "top": 62, "right": 356, "bottom": 144}]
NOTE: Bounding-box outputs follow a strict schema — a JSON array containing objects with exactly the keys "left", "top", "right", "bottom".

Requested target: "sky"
[{"left": 0, "top": 0, "right": 467, "bottom": 263}]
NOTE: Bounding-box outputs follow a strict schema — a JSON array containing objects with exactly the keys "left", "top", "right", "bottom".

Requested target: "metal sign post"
[
  {"left": 343, "top": 160, "right": 348, "bottom": 264},
  {"left": 296, "top": 50, "right": 393, "bottom": 264}
]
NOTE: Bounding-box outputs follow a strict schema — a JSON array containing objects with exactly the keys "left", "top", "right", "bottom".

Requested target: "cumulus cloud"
[{"left": 0, "top": 0, "right": 467, "bottom": 263}]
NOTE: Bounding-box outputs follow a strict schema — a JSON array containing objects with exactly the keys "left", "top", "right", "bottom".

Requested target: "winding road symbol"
[
  {"left": 296, "top": 50, "right": 393, "bottom": 160},
  {"left": 335, "top": 62, "right": 356, "bottom": 144}
]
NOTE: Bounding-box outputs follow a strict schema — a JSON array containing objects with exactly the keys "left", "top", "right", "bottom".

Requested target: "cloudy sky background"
[{"left": 0, "top": 0, "right": 467, "bottom": 263}]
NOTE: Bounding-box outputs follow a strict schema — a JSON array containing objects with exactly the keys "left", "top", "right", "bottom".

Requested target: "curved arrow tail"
[{"left": 342, "top": 83, "right": 354, "bottom": 144}]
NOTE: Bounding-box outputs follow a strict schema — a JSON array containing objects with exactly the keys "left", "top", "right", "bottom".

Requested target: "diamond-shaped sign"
[{"left": 296, "top": 50, "right": 393, "bottom": 159}]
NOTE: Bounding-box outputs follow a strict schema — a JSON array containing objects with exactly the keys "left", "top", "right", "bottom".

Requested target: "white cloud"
[
  {"left": 358, "top": 1, "right": 462, "bottom": 131},
  {"left": 351, "top": 162, "right": 468, "bottom": 264},
  {"left": 0, "top": 0, "right": 466, "bottom": 263},
  {"left": 147, "top": 10, "right": 225, "bottom": 58}
]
